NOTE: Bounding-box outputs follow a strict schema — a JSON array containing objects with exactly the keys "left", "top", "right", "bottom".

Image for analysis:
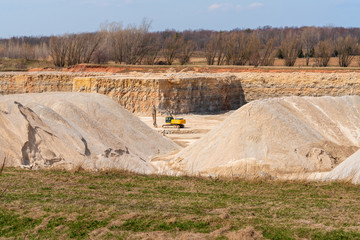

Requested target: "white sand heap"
[
  {"left": 326, "top": 149, "right": 360, "bottom": 184},
  {"left": 0, "top": 93, "right": 179, "bottom": 173},
  {"left": 154, "top": 96, "right": 360, "bottom": 178}
]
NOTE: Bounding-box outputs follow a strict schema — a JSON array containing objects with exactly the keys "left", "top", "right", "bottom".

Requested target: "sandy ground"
[{"left": 139, "top": 111, "right": 233, "bottom": 148}]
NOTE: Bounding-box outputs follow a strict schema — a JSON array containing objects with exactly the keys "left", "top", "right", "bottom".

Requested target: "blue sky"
[{"left": 1, "top": 0, "right": 360, "bottom": 37}]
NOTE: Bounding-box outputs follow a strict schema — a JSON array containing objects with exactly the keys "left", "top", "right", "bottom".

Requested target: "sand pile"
[
  {"left": 325, "top": 149, "right": 360, "bottom": 184},
  {"left": 155, "top": 96, "right": 360, "bottom": 177},
  {"left": 0, "top": 93, "right": 178, "bottom": 173}
]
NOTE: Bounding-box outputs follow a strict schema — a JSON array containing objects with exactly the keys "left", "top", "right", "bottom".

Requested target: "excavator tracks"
[{"left": 162, "top": 124, "right": 184, "bottom": 129}]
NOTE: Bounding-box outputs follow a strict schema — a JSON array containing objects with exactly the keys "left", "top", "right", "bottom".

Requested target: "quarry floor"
[{"left": 139, "top": 111, "right": 234, "bottom": 148}]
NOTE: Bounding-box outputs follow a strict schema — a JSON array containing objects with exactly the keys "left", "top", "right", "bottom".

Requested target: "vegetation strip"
[
  {"left": 2, "top": 26, "right": 360, "bottom": 69},
  {"left": 0, "top": 168, "right": 360, "bottom": 239}
]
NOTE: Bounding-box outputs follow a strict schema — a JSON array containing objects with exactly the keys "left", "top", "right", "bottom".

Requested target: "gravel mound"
[
  {"left": 162, "top": 96, "right": 360, "bottom": 177},
  {"left": 326, "top": 149, "right": 360, "bottom": 184},
  {"left": 0, "top": 93, "right": 179, "bottom": 173}
]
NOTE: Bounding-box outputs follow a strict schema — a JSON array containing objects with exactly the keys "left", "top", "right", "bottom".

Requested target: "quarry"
[
  {"left": 4, "top": 5, "right": 360, "bottom": 238},
  {"left": 1, "top": 66, "right": 360, "bottom": 184},
  {"left": 2, "top": 69, "right": 360, "bottom": 114}
]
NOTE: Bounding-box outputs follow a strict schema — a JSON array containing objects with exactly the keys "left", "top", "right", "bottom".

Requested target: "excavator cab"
[{"left": 165, "top": 116, "right": 174, "bottom": 123}]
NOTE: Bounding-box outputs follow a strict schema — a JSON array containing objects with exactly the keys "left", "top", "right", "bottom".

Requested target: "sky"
[{"left": 1, "top": 0, "right": 360, "bottom": 38}]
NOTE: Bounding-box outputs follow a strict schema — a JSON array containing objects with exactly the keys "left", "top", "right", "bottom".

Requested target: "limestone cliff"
[{"left": 1, "top": 71, "right": 360, "bottom": 114}]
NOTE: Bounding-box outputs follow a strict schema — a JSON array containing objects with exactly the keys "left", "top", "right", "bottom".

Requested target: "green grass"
[{"left": 0, "top": 168, "right": 360, "bottom": 239}]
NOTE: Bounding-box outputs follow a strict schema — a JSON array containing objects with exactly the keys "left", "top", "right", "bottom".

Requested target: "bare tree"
[
  {"left": 66, "top": 34, "right": 83, "bottom": 66},
  {"left": 247, "top": 35, "right": 276, "bottom": 67},
  {"left": 204, "top": 35, "right": 217, "bottom": 65},
  {"left": 7, "top": 26, "right": 360, "bottom": 68},
  {"left": 80, "top": 33, "right": 102, "bottom": 63},
  {"left": 260, "top": 38, "right": 276, "bottom": 66},
  {"left": 178, "top": 38, "right": 196, "bottom": 65},
  {"left": 91, "top": 49, "right": 108, "bottom": 64},
  {"left": 162, "top": 33, "right": 180, "bottom": 65},
  {"left": 49, "top": 36, "right": 68, "bottom": 67},
  {"left": 357, "top": 46, "right": 360, "bottom": 67},
  {"left": 2, "top": 39, "right": 34, "bottom": 60},
  {"left": 103, "top": 20, "right": 152, "bottom": 65},
  {"left": 103, "top": 22, "right": 125, "bottom": 63},
  {"left": 336, "top": 35, "right": 358, "bottom": 67},
  {"left": 90, "top": 28, "right": 111, "bottom": 64},
  {"left": 215, "top": 31, "right": 225, "bottom": 65},
  {"left": 280, "top": 34, "right": 302, "bottom": 66},
  {"left": 51, "top": 34, "right": 100, "bottom": 67},
  {"left": 0, "top": 45, "right": 4, "bottom": 58},
  {"left": 4, "top": 39, "right": 21, "bottom": 59},
  {"left": 314, "top": 40, "right": 333, "bottom": 67},
  {"left": 20, "top": 42, "right": 35, "bottom": 60},
  {"left": 204, "top": 32, "right": 225, "bottom": 65},
  {"left": 224, "top": 32, "right": 249, "bottom": 65},
  {"left": 248, "top": 33, "right": 261, "bottom": 66},
  {"left": 143, "top": 33, "right": 161, "bottom": 65},
  {"left": 301, "top": 27, "right": 319, "bottom": 66},
  {"left": 123, "top": 20, "right": 152, "bottom": 64},
  {"left": 34, "top": 42, "right": 49, "bottom": 60}
]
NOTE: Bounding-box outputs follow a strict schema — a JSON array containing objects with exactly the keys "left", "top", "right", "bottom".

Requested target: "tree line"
[{"left": 1, "top": 24, "right": 360, "bottom": 67}]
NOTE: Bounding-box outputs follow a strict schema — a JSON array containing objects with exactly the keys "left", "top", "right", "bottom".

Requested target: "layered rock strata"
[{"left": 1, "top": 72, "right": 360, "bottom": 114}]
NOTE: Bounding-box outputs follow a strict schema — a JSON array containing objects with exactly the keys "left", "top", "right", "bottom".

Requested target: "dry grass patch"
[
  {"left": 0, "top": 168, "right": 360, "bottom": 239},
  {"left": 0, "top": 58, "right": 54, "bottom": 71}
]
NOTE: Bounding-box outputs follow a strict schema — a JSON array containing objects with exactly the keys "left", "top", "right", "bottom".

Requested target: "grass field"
[
  {"left": 0, "top": 58, "right": 55, "bottom": 71},
  {"left": 0, "top": 168, "right": 360, "bottom": 239}
]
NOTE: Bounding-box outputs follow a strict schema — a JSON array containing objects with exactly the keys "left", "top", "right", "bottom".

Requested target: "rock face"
[
  {"left": 0, "top": 72, "right": 74, "bottom": 93},
  {"left": 156, "top": 96, "right": 360, "bottom": 177},
  {"left": 0, "top": 93, "right": 179, "bottom": 172},
  {"left": 1, "top": 71, "right": 360, "bottom": 115},
  {"left": 237, "top": 72, "right": 360, "bottom": 103},
  {"left": 0, "top": 72, "right": 245, "bottom": 114},
  {"left": 157, "top": 75, "right": 244, "bottom": 113},
  {"left": 72, "top": 76, "right": 161, "bottom": 114}
]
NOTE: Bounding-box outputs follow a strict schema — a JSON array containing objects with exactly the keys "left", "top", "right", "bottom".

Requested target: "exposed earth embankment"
[{"left": 1, "top": 70, "right": 360, "bottom": 114}]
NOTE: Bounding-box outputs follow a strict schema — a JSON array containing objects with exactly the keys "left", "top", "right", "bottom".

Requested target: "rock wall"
[
  {"left": 0, "top": 72, "right": 75, "bottom": 94},
  {"left": 158, "top": 75, "right": 245, "bottom": 113},
  {"left": 238, "top": 72, "right": 360, "bottom": 102},
  {"left": 72, "top": 76, "right": 160, "bottom": 113},
  {"left": 1, "top": 71, "right": 360, "bottom": 114}
]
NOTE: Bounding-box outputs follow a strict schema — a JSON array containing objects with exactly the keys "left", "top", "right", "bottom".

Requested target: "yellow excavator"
[{"left": 162, "top": 112, "right": 186, "bottom": 129}]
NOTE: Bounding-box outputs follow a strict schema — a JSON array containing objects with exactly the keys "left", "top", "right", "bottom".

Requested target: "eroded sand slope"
[
  {"left": 0, "top": 93, "right": 179, "bottom": 173},
  {"left": 326, "top": 149, "right": 360, "bottom": 184},
  {"left": 154, "top": 96, "right": 360, "bottom": 177}
]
